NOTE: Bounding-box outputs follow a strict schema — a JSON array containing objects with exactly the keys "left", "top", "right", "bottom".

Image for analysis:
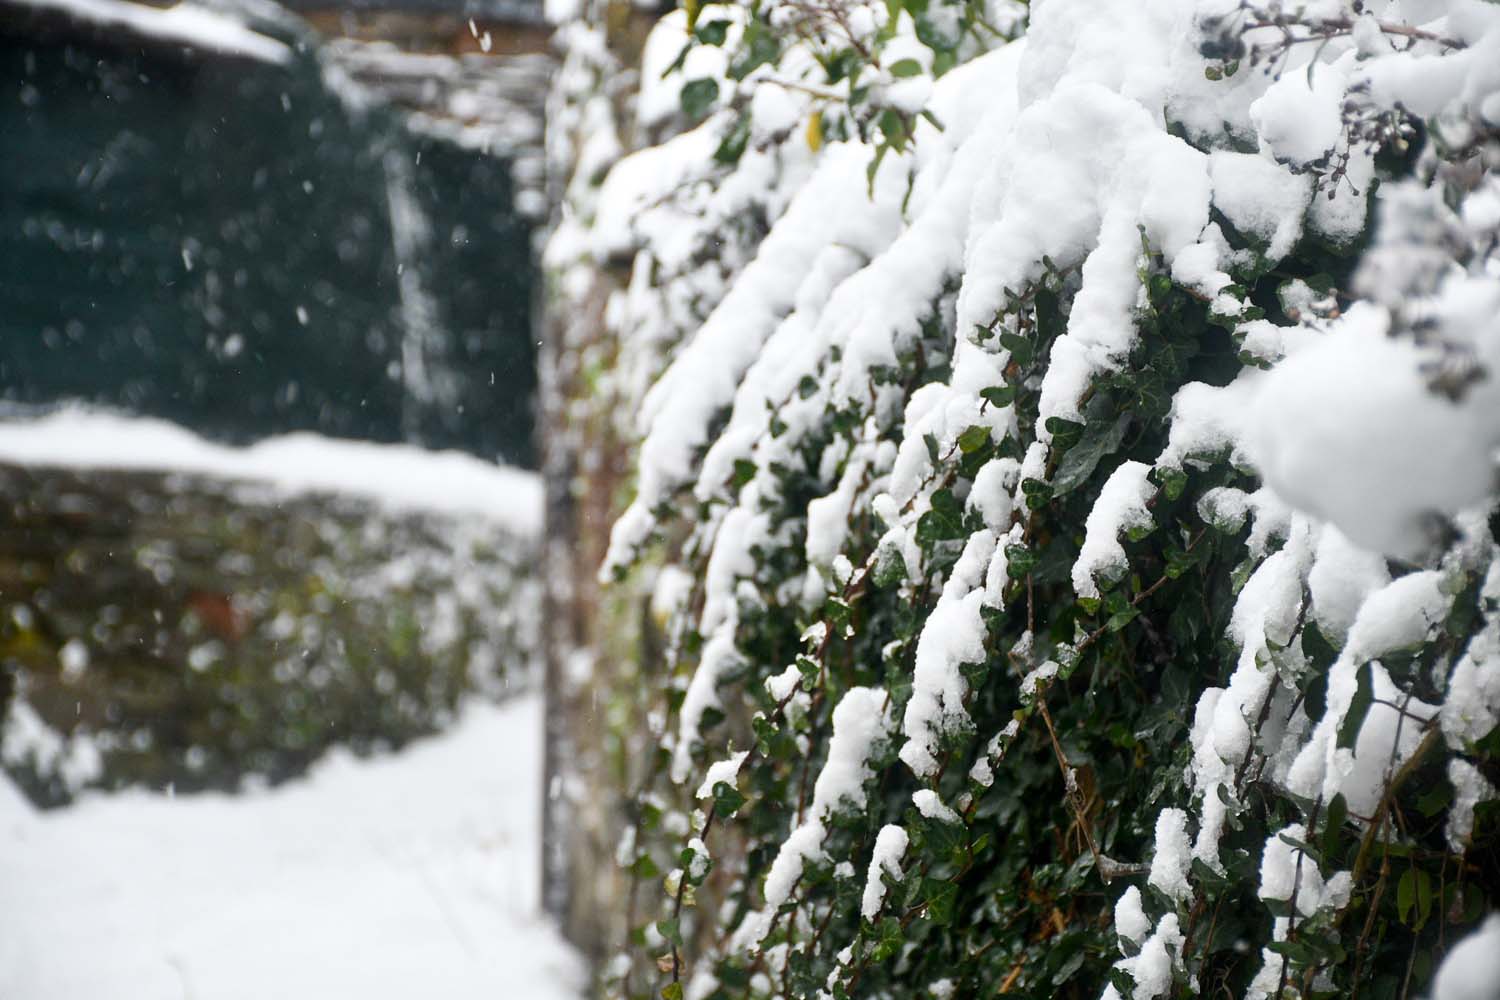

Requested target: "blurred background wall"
[
  {"left": 0, "top": 0, "right": 547, "bottom": 465},
  {"left": 0, "top": 0, "right": 555, "bottom": 803}
]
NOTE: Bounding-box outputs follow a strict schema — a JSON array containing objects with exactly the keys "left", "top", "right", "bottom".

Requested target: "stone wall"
[{"left": 0, "top": 462, "right": 538, "bottom": 806}]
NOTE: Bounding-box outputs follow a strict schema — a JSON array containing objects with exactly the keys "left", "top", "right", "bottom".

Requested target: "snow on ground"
[
  {"left": 0, "top": 407, "right": 542, "bottom": 535},
  {"left": 0, "top": 694, "right": 583, "bottom": 1000}
]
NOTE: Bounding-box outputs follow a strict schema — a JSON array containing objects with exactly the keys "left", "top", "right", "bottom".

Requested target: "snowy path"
[{"left": 0, "top": 695, "right": 583, "bottom": 1000}]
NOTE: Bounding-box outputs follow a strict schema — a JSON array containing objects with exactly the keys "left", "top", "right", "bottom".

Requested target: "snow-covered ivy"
[{"left": 549, "top": 0, "right": 1500, "bottom": 996}]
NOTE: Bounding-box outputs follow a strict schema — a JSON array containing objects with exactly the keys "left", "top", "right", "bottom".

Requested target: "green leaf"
[
  {"left": 877, "top": 108, "right": 910, "bottom": 152},
  {"left": 1157, "top": 466, "right": 1188, "bottom": 501},
  {"left": 711, "top": 110, "right": 750, "bottom": 163},
  {"left": 923, "top": 878, "right": 959, "bottom": 925},
  {"left": 998, "top": 330, "right": 1033, "bottom": 365},
  {"left": 957, "top": 424, "right": 990, "bottom": 454},
  {"left": 657, "top": 917, "right": 683, "bottom": 946},
  {"left": 1164, "top": 543, "right": 1201, "bottom": 579},
  {"left": 871, "top": 916, "right": 904, "bottom": 961},
  {"left": 680, "top": 78, "right": 721, "bottom": 121},
  {"left": 729, "top": 23, "right": 780, "bottom": 80},
  {"left": 914, "top": 10, "right": 957, "bottom": 52},
  {"left": 1302, "top": 620, "right": 1340, "bottom": 670},
  {"left": 866, "top": 144, "right": 890, "bottom": 194},
  {"left": 1269, "top": 936, "right": 1320, "bottom": 965},
  {"left": 1019, "top": 477, "right": 1053, "bottom": 510},
  {"left": 730, "top": 457, "right": 756, "bottom": 489},
  {"left": 694, "top": 18, "right": 730, "bottom": 44},
  {"left": 662, "top": 983, "right": 684, "bottom": 1000},
  {"left": 980, "top": 385, "right": 1015, "bottom": 408},
  {"left": 888, "top": 57, "right": 923, "bottom": 78},
  {"left": 1304, "top": 272, "right": 1335, "bottom": 295},
  {"left": 1005, "top": 543, "right": 1037, "bottom": 579},
  {"left": 713, "top": 781, "right": 746, "bottom": 818},
  {"left": 1303, "top": 670, "right": 1329, "bottom": 721},
  {"left": 916, "top": 489, "right": 966, "bottom": 544},
  {"left": 1320, "top": 793, "right": 1347, "bottom": 861},
  {"left": 1148, "top": 272, "right": 1174, "bottom": 303},
  {"left": 872, "top": 543, "right": 907, "bottom": 588},
  {"left": 1336, "top": 662, "right": 1375, "bottom": 751},
  {"left": 824, "top": 596, "right": 852, "bottom": 627},
  {"left": 1415, "top": 868, "right": 1434, "bottom": 930},
  {"left": 1277, "top": 831, "right": 1324, "bottom": 867},
  {"left": 1416, "top": 782, "right": 1452, "bottom": 818},
  {"left": 1397, "top": 868, "right": 1417, "bottom": 926},
  {"left": 1051, "top": 413, "right": 1131, "bottom": 497}
]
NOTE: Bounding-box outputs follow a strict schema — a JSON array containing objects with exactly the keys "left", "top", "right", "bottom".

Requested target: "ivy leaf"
[
  {"left": 1052, "top": 946, "right": 1087, "bottom": 986},
  {"left": 1019, "top": 477, "right": 1053, "bottom": 510},
  {"left": 1397, "top": 868, "right": 1417, "bottom": 926},
  {"left": 1415, "top": 868, "right": 1434, "bottom": 930},
  {"left": 916, "top": 489, "right": 965, "bottom": 544},
  {"left": 877, "top": 108, "right": 910, "bottom": 152},
  {"left": 871, "top": 916, "right": 904, "bottom": 961},
  {"left": 914, "top": 10, "right": 957, "bottom": 52},
  {"left": 1051, "top": 413, "right": 1131, "bottom": 497},
  {"left": 998, "top": 331, "right": 1033, "bottom": 365},
  {"left": 712, "top": 781, "right": 746, "bottom": 818},
  {"left": 680, "top": 78, "right": 721, "bottom": 121},
  {"left": 872, "top": 543, "right": 907, "bottom": 588},
  {"left": 1302, "top": 621, "right": 1339, "bottom": 673},
  {"left": 1416, "top": 782, "right": 1452, "bottom": 818},
  {"left": 824, "top": 595, "right": 853, "bottom": 627},
  {"left": 980, "top": 385, "right": 1015, "bottom": 408},
  {"left": 694, "top": 18, "right": 730, "bottom": 44},
  {"left": 711, "top": 111, "right": 747, "bottom": 164},
  {"left": 1164, "top": 543, "right": 1202, "bottom": 579},
  {"left": 957, "top": 424, "right": 991, "bottom": 454},
  {"left": 1005, "top": 543, "right": 1037, "bottom": 579},
  {"left": 923, "top": 878, "right": 958, "bottom": 925},
  {"left": 730, "top": 457, "right": 756, "bottom": 489},
  {"left": 1336, "top": 662, "right": 1375, "bottom": 751},
  {"left": 866, "top": 144, "right": 890, "bottom": 194},
  {"left": 1320, "top": 793, "right": 1347, "bottom": 862},
  {"left": 1157, "top": 466, "right": 1188, "bottom": 501},
  {"left": 1269, "top": 936, "right": 1320, "bottom": 965},
  {"left": 729, "top": 22, "right": 779, "bottom": 80}
]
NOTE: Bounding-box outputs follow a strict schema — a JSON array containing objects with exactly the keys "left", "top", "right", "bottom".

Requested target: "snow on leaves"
[{"left": 550, "top": 0, "right": 1500, "bottom": 995}]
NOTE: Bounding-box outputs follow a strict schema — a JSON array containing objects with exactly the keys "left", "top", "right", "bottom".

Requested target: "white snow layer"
[
  {"left": 0, "top": 408, "right": 542, "bottom": 536},
  {"left": 745, "top": 687, "right": 893, "bottom": 947},
  {"left": 11, "top": 0, "right": 290, "bottom": 63},
  {"left": 1248, "top": 306, "right": 1500, "bottom": 559},
  {"left": 861, "top": 824, "right": 909, "bottom": 920},
  {"left": 1432, "top": 914, "right": 1500, "bottom": 1000},
  {"left": 1073, "top": 461, "right": 1155, "bottom": 601},
  {"left": 0, "top": 695, "right": 583, "bottom": 1000}
]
